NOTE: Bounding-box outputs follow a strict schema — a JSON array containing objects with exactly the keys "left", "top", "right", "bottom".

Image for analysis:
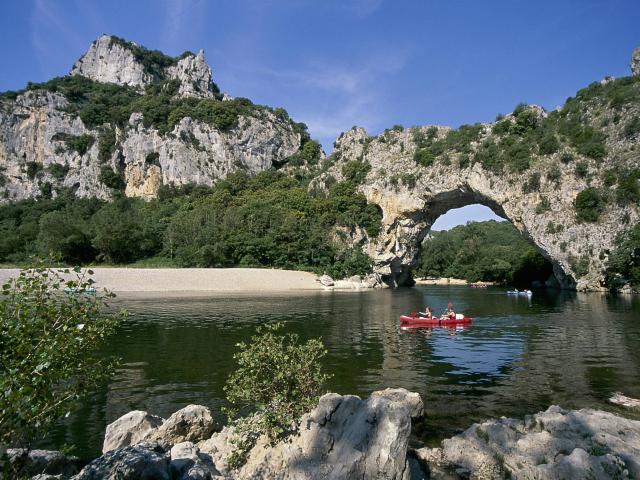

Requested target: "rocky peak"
[
  {"left": 70, "top": 35, "right": 217, "bottom": 97},
  {"left": 632, "top": 47, "right": 640, "bottom": 76}
]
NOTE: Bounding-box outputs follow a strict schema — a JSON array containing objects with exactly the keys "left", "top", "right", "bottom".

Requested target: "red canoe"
[{"left": 400, "top": 314, "right": 472, "bottom": 326}]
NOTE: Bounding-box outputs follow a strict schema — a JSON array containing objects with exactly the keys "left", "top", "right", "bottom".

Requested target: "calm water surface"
[{"left": 46, "top": 286, "right": 640, "bottom": 459}]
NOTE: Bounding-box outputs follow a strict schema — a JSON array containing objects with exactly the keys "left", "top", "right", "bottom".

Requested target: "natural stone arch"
[{"left": 315, "top": 120, "right": 639, "bottom": 291}]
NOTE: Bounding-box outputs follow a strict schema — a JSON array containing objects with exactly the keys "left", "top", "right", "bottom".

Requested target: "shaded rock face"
[
  {"left": 0, "top": 36, "right": 303, "bottom": 202},
  {"left": 415, "top": 405, "right": 640, "bottom": 480},
  {"left": 73, "top": 442, "right": 170, "bottom": 480},
  {"left": 316, "top": 119, "right": 639, "bottom": 291},
  {"left": 70, "top": 35, "right": 216, "bottom": 97},
  {"left": 6, "top": 449, "right": 81, "bottom": 478}
]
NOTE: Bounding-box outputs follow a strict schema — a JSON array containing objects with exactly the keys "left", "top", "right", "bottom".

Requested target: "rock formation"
[
  {"left": 415, "top": 405, "right": 640, "bottom": 480},
  {"left": 70, "top": 388, "right": 424, "bottom": 480},
  {"left": 632, "top": 47, "right": 640, "bottom": 77},
  {"left": 0, "top": 35, "right": 307, "bottom": 202}
]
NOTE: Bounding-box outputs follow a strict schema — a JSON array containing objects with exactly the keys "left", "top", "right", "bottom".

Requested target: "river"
[{"left": 45, "top": 285, "right": 640, "bottom": 460}]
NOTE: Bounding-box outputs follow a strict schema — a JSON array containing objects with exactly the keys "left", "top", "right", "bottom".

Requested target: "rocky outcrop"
[
  {"left": 314, "top": 79, "right": 640, "bottom": 290},
  {"left": 102, "top": 405, "right": 218, "bottom": 454},
  {"left": 70, "top": 389, "right": 423, "bottom": 480},
  {"left": 416, "top": 405, "right": 640, "bottom": 480},
  {"left": 0, "top": 36, "right": 305, "bottom": 202},
  {"left": 6, "top": 449, "right": 81, "bottom": 478},
  {"left": 70, "top": 35, "right": 216, "bottom": 97}
]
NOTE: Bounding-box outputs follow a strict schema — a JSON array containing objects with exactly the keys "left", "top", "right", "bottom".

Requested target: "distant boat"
[
  {"left": 63, "top": 286, "right": 97, "bottom": 295},
  {"left": 507, "top": 289, "right": 532, "bottom": 297}
]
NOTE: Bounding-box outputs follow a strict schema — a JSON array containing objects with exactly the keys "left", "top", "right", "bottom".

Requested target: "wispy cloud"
[
  {"left": 345, "top": 0, "right": 385, "bottom": 19},
  {"left": 163, "top": 0, "right": 206, "bottom": 53},
  {"left": 30, "top": 0, "right": 85, "bottom": 76}
]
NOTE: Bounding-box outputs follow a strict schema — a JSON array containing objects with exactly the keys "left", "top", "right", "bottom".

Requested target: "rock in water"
[
  {"left": 415, "top": 405, "right": 640, "bottom": 480},
  {"left": 199, "top": 388, "right": 424, "bottom": 479},
  {"left": 102, "top": 410, "right": 165, "bottom": 453},
  {"left": 73, "top": 442, "right": 170, "bottom": 480},
  {"left": 148, "top": 405, "right": 219, "bottom": 445},
  {"left": 632, "top": 47, "right": 640, "bottom": 76}
]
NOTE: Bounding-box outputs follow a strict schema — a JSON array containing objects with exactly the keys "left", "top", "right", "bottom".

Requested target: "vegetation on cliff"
[
  {"left": 606, "top": 222, "right": 640, "bottom": 290},
  {"left": 416, "top": 220, "right": 553, "bottom": 286},
  {"left": 0, "top": 171, "right": 382, "bottom": 278}
]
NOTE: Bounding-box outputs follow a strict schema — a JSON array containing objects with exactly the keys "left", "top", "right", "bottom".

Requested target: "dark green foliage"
[
  {"left": 523, "top": 172, "right": 541, "bottom": 193},
  {"left": 145, "top": 152, "right": 160, "bottom": 166},
  {"left": 574, "top": 187, "right": 605, "bottom": 222},
  {"left": 458, "top": 154, "right": 470, "bottom": 168},
  {"left": 224, "top": 323, "right": 330, "bottom": 467},
  {"left": 616, "top": 169, "right": 640, "bottom": 205},
  {"left": 606, "top": 223, "right": 640, "bottom": 289},
  {"left": 575, "top": 161, "right": 589, "bottom": 178},
  {"left": 535, "top": 196, "right": 550, "bottom": 214},
  {"left": 64, "top": 134, "right": 95, "bottom": 155},
  {"left": 25, "top": 161, "right": 42, "bottom": 180},
  {"left": 0, "top": 172, "right": 381, "bottom": 278},
  {"left": 341, "top": 160, "right": 370, "bottom": 185},
  {"left": 283, "top": 140, "right": 322, "bottom": 167},
  {"left": 0, "top": 265, "right": 122, "bottom": 446},
  {"left": 560, "top": 152, "right": 574, "bottom": 163},
  {"left": 474, "top": 140, "right": 502, "bottom": 172},
  {"left": 98, "top": 127, "right": 116, "bottom": 163},
  {"left": 568, "top": 254, "right": 590, "bottom": 278},
  {"left": 47, "top": 163, "right": 69, "bottom": 180},
  {"left": 98, "top": 165, "right": 124, "bottom": 190},
  {"left": 547, "top": 165, "right": 561, "bottom": 183},
  {"left": 504, "top": 139, "right": 533, "bottom": 172},
  {"left": 623, "top": 117, "right": 640, "bottom": 139},
  {"left": 400, "top": 173, "right": 417, "bottom": 189},
  {"left": 602, "top": 169, "right": 617, "bottom": 187},
  {"left": 416, "top": 220, "right": 552, "bottom": 286},
  {"left": 414, "top": 147, "right": 435, "bottom": 167},
  {"left": 538, "top": 133, "right": 560, "bottom": 155}
]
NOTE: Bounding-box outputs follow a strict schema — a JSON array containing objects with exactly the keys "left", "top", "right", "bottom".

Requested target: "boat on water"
[
  {"left": 400, "top": 313, "right": 472, "bottom": 326},
  {"left": 63, "top": 286, "right": 97, "bottom": 295},
  {"left": 507, "top": 289, "right": 532, "bottom": 297}
]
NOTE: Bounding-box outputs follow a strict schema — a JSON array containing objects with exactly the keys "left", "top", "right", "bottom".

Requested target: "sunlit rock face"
[
  {"left": 632, "top": 47, "right": 640, "bottom": 77},
  {"left": 314, "top": 103, "right": 639, "bottom": 291},
  {"left": 0, "top": 36, "right": 303, "bottom": 202}
]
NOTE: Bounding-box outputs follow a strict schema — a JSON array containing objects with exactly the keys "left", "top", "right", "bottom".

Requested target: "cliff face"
[
  {"left": 0, "top": 35, "right": 305, "bottom": 201},
  {"left": 313, "top": 70, "right": 640, "bottom": 291}
]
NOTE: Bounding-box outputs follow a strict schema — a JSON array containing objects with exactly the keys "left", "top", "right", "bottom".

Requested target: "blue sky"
[{"left": 1, "top": 0, "right": 638, "bottom": 228}]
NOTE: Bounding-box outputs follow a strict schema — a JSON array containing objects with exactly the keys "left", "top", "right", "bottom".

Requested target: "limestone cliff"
[
  {"left": 0, "top": 35, "right": 307, "bottom": 202},
  {"left": 312, "top": 58, "right": 640, "bottom": 291}
]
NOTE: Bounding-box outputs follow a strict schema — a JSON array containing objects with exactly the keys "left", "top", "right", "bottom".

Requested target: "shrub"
[
  {"left": 523, "top": 172, "right": 541, "bottom": 193},
  {"left": 48, "top": 163, "right": 69, "bottom": 180},
  {"left": 606, "top": 223, "right": 640, "bottom": 289},
  {"left": 0, "top": 265, "right": 123, "bottom": 446},
  {"left": 623, "top": 117, "right": 640, "bottom": 139},
  {"left": 575, "top": 161, "right": 589, "bottom": 178},
  {"left": 574, "top": 187, "right": 605, "bottom": 222},
  {"left": 99, "top": 165, "right": 124, "bottom": 190},
  {"left": 224, "top": 323, "right": 331, "bottom": 467},
  {"left": 560, "top": 152, "right": 574, "bottom": 164},
  {"left": 65, "top": 134, "right": 95, "bottom": 156},
  {"left": 414, "top": 147, "right": 435, "bottom": 167},
  {"left": 538, "top": 133, "right": 560, "bottom": 155},
  {"left": 547, "top": 165, "right": 561, "bottom": 183},
  {"left": 535, "top": 196, "right": 550, "bottom": 214},
  {"left": 341, "top": 160, "right": 370, "bottom": 185},
  {"left": 25, "top": 161, "right": 42, "bottom": 179},
  {"left": 98, "top": 127, "right": 116, "bottom": 163},
  {"left": 568, "top": 254, "right": 590, "bottom": 278},
  {"left": 616, "top": 169, "right": 640, "bottom": 205}
]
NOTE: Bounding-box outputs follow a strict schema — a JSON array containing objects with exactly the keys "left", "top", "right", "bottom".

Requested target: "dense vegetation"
[
  {"left": 0, "top": 266, "right": 122, "bottom": 448},
  {"left": 416, "top": 220, "right": 553, "bottom": 286},
  {"left": 606, "top": 222, "right": 640, "bottom": 290},
  {"left": 0, "top": 171, "right": 382, "bottom": 279}
]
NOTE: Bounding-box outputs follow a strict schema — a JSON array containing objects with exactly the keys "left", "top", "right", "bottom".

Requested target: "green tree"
[
  {"left": 0, "top": 265, "right": 123, "bottom": 447},
  {"left": 224, "top": 323, "right": 331, "bottom": 467}
]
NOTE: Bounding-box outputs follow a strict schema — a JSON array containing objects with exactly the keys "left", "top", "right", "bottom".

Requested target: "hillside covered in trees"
[{"left": 415, "top": 220, "right": 554, "bottom": 286}]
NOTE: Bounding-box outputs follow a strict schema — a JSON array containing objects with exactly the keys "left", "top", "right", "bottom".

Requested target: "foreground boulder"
[
  {"left": 416, "top": 405, "right": 640, "bottom": 480},
  {"left": 6, "top": 449, "right": 81, "bottom": 478},
  {"left": 73, "top": 442, "right": 170, "bottom": 480},
  {"left": 102, "top": 405, "right": 218, "bottom": 454},
  {"left": 199, "top": 387, "right": 424, "bottom": 479}
]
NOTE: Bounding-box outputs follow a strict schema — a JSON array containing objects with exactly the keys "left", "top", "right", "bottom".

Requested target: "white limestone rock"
[
  {"left": 102, "top": 410, "right": 164, "bottom": 454},
  {"left": 632, "top": 47, "right": 640, "bottom": 76}
]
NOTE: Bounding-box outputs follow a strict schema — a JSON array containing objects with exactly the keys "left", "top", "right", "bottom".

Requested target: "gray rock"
[
  {"left": 610, "top": 392, "right": 640, "bottom": 409},
  {"left": 72, "top": 442, "right": 170, "bottom": 480},
  {"left": 318, "top": 274, "right": 334, "bottom": 286},
  {"left": 632, "top": 47, "right": 640, "bottom": 76},
  {"left": 415, "top": 405, "right": 640, "bottom": 480},
  {"left": 198, "top": 388, "right": 423, "bottom": 480},
  {"left": 102, "top": 410, "right": 164, "bottom": 453},
  {"left": 149, "top": 405, "right": 218, "bottom": 445},
  {"left": 170, "top": 441, "right": 220, "bottom": 480},
  {"left": 6, "top": 449, "right": 80, "bottom": 478}
]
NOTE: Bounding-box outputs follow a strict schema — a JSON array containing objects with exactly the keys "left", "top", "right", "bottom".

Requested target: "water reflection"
[{"left": 43, "top": 286, "right": 640, "bottom": 459}]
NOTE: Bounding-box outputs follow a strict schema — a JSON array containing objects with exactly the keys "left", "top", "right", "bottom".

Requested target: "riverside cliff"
[{"left": 0, "top": 36, "right": 639, "bottom": 291}]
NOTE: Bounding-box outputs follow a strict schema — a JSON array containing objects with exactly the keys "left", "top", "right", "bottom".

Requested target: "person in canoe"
[
  {"left": 418, "top": 306, "right": 433, "bottom": 319},
  {"left": 442, "top": 302, "right": 455, "bottom": 320}
]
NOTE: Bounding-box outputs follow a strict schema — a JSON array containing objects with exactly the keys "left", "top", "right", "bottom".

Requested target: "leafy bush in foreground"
[
  {"left": 224, "top": 323, "right": 331, "bottom": 467},
  {"left": 0, "top": 265, "right": 123, "bottom": 447}
]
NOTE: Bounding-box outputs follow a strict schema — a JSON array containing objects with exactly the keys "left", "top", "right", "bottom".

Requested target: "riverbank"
[
  {"left": 0, "top": 268, "right": 324, "bottom": 293},
  {"left": 414, "top": 277, "right": 496, "bottom": 286}
]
